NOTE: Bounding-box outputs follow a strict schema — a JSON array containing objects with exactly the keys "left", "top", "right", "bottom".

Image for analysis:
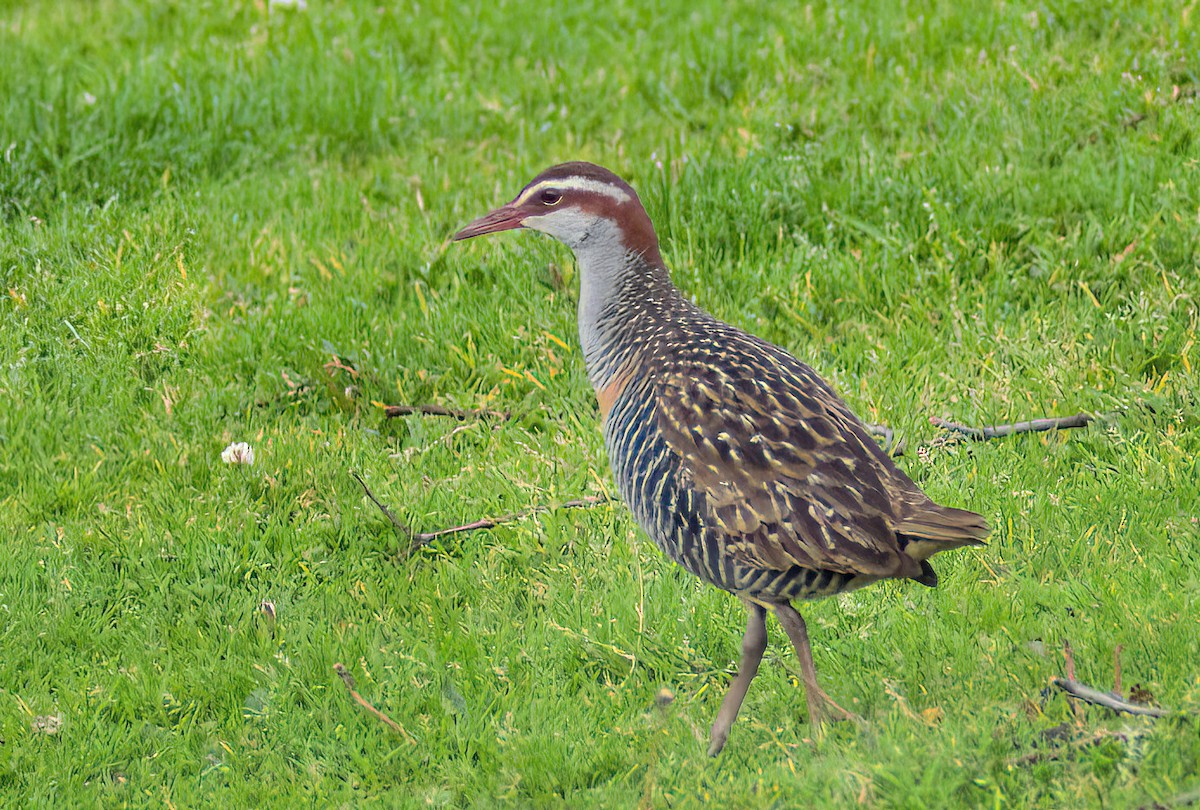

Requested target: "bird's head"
[{"left": 453, "top": 161, "right": 662, "bottom": 264}]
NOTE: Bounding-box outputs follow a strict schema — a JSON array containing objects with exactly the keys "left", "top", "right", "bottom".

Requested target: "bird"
[{"left": 452, "top": 161, "right": 989, "bottom": 756}]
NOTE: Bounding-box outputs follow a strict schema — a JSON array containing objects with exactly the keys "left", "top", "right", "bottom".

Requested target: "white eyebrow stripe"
[{"left": 516, "top": 177, "right": 631, "bottom": 205}]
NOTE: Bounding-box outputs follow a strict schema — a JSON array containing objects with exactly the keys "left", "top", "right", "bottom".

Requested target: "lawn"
[{"left": 1, "top": 0, "right": 1198, "bottom": 806}]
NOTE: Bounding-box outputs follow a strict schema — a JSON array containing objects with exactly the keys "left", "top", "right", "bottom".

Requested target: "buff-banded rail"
[{"left": 453, "top": 162, "right": 989, "bottom": 756}]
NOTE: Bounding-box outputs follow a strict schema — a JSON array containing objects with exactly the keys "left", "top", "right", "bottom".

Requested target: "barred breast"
[{"left": 603, "top": 364, "right": 866, "bottom": 604}]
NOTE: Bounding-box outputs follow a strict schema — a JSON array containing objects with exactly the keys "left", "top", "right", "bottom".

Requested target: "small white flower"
[
  {"left": 31, "top": 714, "right": 63, "bottom": 735},
  {"left": 221, "top": 442, "right": 255, "bottom": 466}
]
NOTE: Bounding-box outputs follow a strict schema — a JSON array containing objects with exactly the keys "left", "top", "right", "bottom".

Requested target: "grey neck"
[
  {"left": 573, "top": 237, "right": 678, "bottom": 389},
  {"left": 525, "top": 209, "right": 678, "bottom": 389},
  {"left": 575, "top": 244, "right": 631, "bottom": 386}
]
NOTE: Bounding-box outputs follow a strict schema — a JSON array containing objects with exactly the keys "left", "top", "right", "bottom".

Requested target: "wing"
[{"left": 653, "top": 331, "right": 926, "bottom": 578}]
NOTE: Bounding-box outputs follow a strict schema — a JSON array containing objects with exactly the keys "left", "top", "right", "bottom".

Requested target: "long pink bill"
[{"left": 452, "top": 204, "right": 525, "bottom": 241}]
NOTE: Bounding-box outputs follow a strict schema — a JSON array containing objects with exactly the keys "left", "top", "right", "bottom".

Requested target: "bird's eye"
[{"left": 539, "top": 189, "right": 562, "bottom": 206}]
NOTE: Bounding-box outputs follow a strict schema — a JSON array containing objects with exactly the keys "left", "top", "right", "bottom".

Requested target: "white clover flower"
[
  {"left": 30, "top": 714, "right": 62, "bottom": 735},
  {"left": 221, "top": 442, "right": 255, "bottom": 466}
]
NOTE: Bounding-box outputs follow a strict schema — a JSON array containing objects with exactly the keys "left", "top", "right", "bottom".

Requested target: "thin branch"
[
  {"left": 350, "top": 471, "right": 415, "bottom": 542},
  {"left": 333, "top": 663, "right": 416, "bottom": 743},
  {"left": 1051, "top": 678, "right": 1170, "bottom": 718},
  {"left": 409, "top": 496, "right": 609, "bottom": 547},
  {"left": 351, "top": 471, "right": 610, "bottom": 555},
  {"left": 1049, "top": 640, "right": 1174, "bottom": 719},
  {"left": 930, "top": 412, "right": 1094, "bottom": 441},
  {"left": 384, "top": 404, "right": 511, "bottom": 420}
]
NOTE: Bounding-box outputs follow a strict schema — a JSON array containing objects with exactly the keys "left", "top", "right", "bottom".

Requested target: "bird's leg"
[
  {"left": 772, "top": 603, "right": 858, "bottom": 724},
  {"left": 707, "top": 600, "right": 768, "bottom": 756}
]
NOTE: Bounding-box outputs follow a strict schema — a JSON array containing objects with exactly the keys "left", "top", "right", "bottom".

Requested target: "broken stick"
[
  {"left": 1051, "top": 677, "right": 1170, "bottom": 718},
  {"left": 350, "top": 471, "right": 414, "bottom": 543},
  {"left": 334, "top": 663, "right": 416, "bottom": 743},
  {"left": 1051, "top": 640, "right": 1170, "bottom": 718},
  {"left": 351, "top": 472, "right": 610, "bottom": 555},
  {"left": 384, "top": 404, "right": 511, "bottom": 420},
  {"left": 931, "top": 412, "right": 1094, "bottom": 440},
  {"left": 409, "top": 496, "right": 609, "bottom": 546}
]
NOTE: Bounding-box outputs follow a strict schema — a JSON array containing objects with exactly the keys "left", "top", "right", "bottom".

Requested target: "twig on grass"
[
  {"left": 1051, "top": 678, "right": 1171, "bottom": 718},
  {"left": 333, "top": 663, "right": 416, "bottom": 744},
  {"left": 1051, "top": 640, "right": 1171, "bottom": 718},
  {"left": 350, "top": 471, "right": 415, "bottom": 544},
  {"left": 410, "top": 496, "right": 610, "bottom": 546},
  {"left": 384, "top": 404, "right": 512, "bottom": 420},
  {"left": 1014, "top": 643, "right": 1180, "bottom": 766},
  {"left": 351, "top": 471, "right": 611, "bottom": 555},
  {"left": 930, "top": 412, "right": 1094, "bottom": 441},
  {"left": 866, "top": 410, "right": 1099, "bottom": 455}
]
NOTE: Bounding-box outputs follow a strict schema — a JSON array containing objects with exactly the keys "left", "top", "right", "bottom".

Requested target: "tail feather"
[
  {"left": 898, "top": 504, "right": 990, "bottom": 544},
  {"left": 897, "top": 503, "right": 990, "bottom": 564}
]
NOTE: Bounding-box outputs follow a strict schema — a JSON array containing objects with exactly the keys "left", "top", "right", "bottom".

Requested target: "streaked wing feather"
[{"left": 654, "top": 343, "right": 918, "bottom": 579}]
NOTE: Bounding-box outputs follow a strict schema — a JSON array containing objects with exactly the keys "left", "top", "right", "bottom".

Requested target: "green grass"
[{"left": 2, "top": 0, "right": 1199, "bottom": 805}]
